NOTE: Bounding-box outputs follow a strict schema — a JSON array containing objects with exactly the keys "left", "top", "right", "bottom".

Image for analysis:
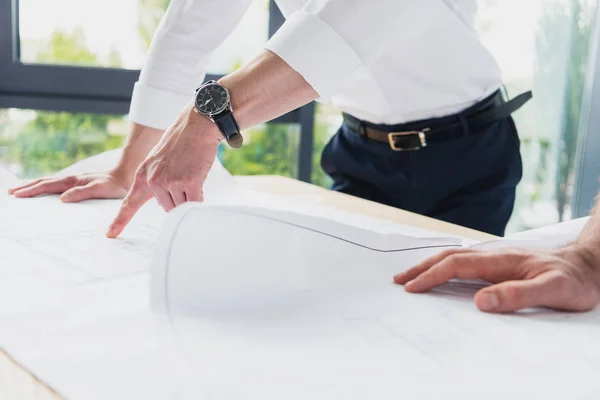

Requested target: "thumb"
[
  {"left": 105, "top": 179, "right": 151, "bottom": 238},
  {"left": 60, "top": 181, "right": 100, "bottom": 203},
  {"left": 474, "top": 273, "right": 561, "bottom": 313}
]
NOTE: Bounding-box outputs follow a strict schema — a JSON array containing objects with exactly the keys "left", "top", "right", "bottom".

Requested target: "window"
[
  {"left": 0, "top": 109, "right": 126, "bottom": 178},
  {"left": 0, "top": 109, "right": 304, "bottom": 180},
  {"left": 18, "top": 0, "right": 269, "bottom": 74},
  {"left": 3, "top": 0, "right": 600, "bottom": 232},
  {"left": 220, "top": 123, "right": 300, "bottom": 178},
  {"left": 0, "top": 0, "right": 317, "bottom": 183},
  {"left": 477, "top": 0, "right": 598, "bottom": 232}
]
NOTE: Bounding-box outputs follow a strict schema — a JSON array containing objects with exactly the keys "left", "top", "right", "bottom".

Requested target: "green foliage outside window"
[
  {"left": 531, "top": 0, "right": 594, "bottom": 222},
  {"left": 9, "top": 111, "right": 123, "bottom": 177},
  {"left": 220, "top": 124, "right": 300, "bottom": 178},
  {"left": 4, "top": 29, "right": 126, "bottom": 177}
]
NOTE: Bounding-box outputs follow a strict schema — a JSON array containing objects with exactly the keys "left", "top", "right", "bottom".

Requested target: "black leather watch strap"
[{"left": 214, "top": 111, "right": 243, "bottom": 148}]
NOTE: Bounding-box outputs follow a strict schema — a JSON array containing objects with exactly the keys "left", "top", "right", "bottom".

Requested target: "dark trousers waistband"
[{"left": 343, "top": 90, "right": 532, "bottom": 151}]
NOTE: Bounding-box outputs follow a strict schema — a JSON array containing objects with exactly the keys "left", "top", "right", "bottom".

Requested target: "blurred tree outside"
[
  {"left": 218, "top": 108, "right": 337, "bottom": 186},
  {"left": 1, "top": 1, "right": 176, "bottom": 179},
  {"left": 219, "top": 124, "right": 299, "bottom": 177},
  {"left": 555, "top": 0, "right": 594, "bottom": 221},
  {"left": 4, "top": 28, "right": 126, "bottom": 178},
  {"left": 532, "top": 0, "right": 594, "bottom": 223}
]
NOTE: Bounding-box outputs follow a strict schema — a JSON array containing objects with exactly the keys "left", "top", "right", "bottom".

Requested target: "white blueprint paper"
[
  {"left": 0, "top": 149, "right": 238, "bottom": 294},
  {"left": 2, "top": 149, "right": 595, "bottom": 400},
  {"left": 0, "top": 151, "right": 250, "bottom": 399},
  {"left": 470, "top": 217, "right": 590, "bottom": 251},
  {"left": 0, "top": 150, "right": 465, "bottom": 400},
  {"left": 150, "top": 205, "right": 600, "bottom": 400}
]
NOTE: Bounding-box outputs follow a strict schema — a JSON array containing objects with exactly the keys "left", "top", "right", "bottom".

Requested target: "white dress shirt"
[{"left": 129, "top": 0, "right": 503, "bottom": 129}]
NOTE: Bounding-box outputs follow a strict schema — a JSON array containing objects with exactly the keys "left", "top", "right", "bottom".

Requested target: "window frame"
[
  {"left": 574, "top": 3, "right": 600, "bottom": 218},
  {"left": 0, "top": 0, "right": 315, "bottom": 181}
]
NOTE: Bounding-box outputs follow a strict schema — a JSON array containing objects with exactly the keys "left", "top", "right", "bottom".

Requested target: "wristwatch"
[{"left": 193, "top": 80, "right": 243, "bottom": 148}]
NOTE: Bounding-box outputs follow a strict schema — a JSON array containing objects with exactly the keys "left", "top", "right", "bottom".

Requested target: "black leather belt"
[{"left": 343, "top": 90, "right": 532, "bottom": 151}]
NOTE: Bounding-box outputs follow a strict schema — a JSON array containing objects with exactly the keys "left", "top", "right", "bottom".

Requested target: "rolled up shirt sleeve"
[
  {"left": 265, "top": 0, "right": 442, "bottom": 103},
  {"left": 129, "top": 0, "right": 252, "bottom": 129}
]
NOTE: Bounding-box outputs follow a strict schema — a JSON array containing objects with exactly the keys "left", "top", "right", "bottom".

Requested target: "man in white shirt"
[{"left": 9, "top": 0, "right": 530, "bottom": 238}]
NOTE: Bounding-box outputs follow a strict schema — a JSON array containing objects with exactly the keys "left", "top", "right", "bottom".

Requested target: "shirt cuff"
[
  {"left": 265, "top": 10, "right": 362, "bottom": 103},
  {"left": 128, "top": 82, "right": 192, "bottom": 130}
]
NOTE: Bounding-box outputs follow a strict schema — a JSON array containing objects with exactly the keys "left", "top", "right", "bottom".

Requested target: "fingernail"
[
  {"left": 105, "top": 227, "right": 115, "bottom": 238},
  {"left": 478, "top": 292, "right": 499, "bottom": 312},
  {"left": 405, "top": 279, "right": 416, "bottom": 290},
  {"left": 60, "top": 194, "right": 69, "bottom": 202}
]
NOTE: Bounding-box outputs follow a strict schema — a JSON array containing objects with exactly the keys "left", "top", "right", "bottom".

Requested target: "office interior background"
[{"left": 2, "top": 0, "right": 600, "bottom": 234}]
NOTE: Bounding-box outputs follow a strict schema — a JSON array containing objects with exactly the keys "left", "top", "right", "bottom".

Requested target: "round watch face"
[{"left": 195, "top": 83, "right": 230, "bottom": 116}]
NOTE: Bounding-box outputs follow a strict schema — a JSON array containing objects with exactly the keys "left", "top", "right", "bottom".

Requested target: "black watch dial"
[{"left": 195, "top": 83, "right": 230, "bottom": 116}]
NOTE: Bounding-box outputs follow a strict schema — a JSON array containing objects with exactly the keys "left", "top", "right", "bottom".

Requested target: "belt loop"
[
  {"left": 458, "top": 115, "right": 469, "bottom": 137},
  {"left": 359, "top": 122, "right": 367, "bottom": 138}
]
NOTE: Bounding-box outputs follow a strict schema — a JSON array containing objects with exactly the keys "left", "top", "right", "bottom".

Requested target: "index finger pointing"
[{"left": 105, "top": 181, "right": 151, "bottom": 238}]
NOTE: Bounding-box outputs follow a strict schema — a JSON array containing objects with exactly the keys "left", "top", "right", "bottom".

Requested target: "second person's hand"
[
  {"left": 105, "top": 102, "right": 221, "bottom": 238},
  {"left": 394, "top": 245, "right": 600, "bottom": 313}
]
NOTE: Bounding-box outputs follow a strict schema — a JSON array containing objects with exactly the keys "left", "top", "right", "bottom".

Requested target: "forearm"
[
  {"left": 112, "top": 123, "right": 164, "bottom": 186},
  {"left": 217, "top": 50, "right": 319, "bottom": 129}
]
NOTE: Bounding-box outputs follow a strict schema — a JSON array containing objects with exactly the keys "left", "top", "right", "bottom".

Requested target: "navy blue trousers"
[{"left": 321, "top": 118, "right": 523, "bottom": 236}]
